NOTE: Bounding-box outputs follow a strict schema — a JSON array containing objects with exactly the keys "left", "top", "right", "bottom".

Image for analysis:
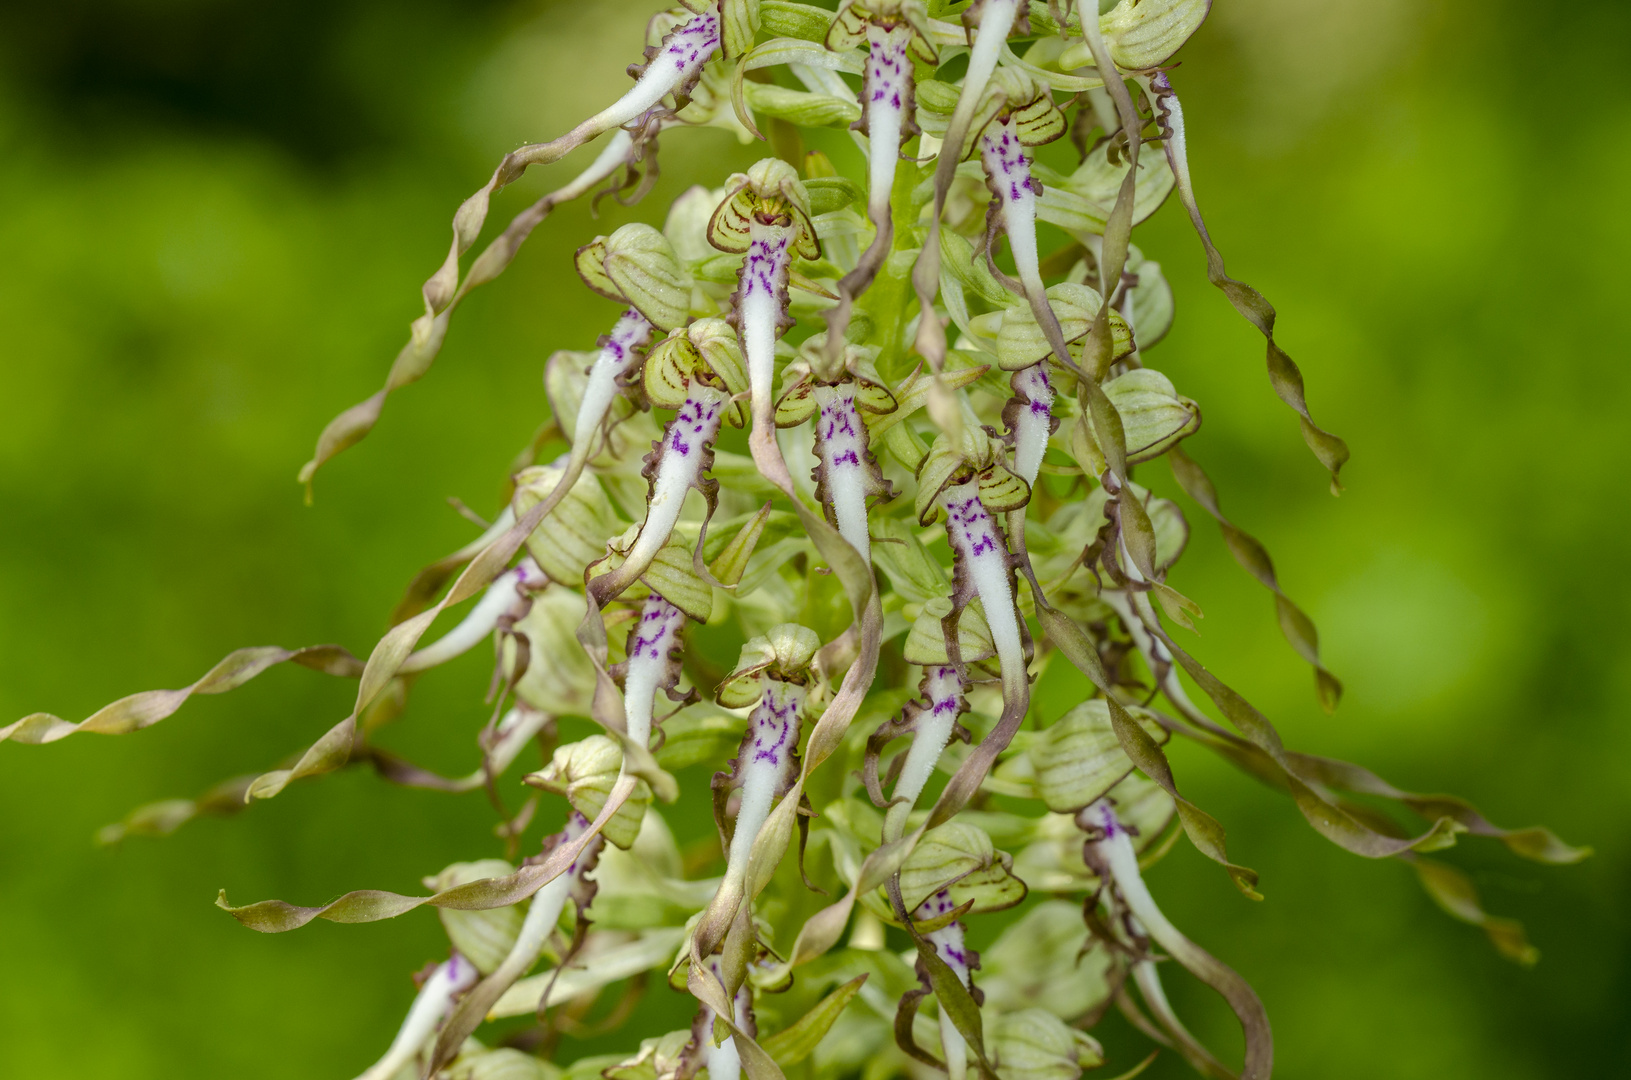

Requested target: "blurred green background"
[{"left": 1, "top": 0, "right": 1627, "bottom": 1076}]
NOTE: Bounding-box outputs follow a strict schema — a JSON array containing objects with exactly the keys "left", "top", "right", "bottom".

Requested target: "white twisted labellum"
[
  {"left": 1085, "top": 799, "right": 1273, "bottom": 1080},
  {"left": 724, "top": 678, "right": 806, "bottom": 883},
  {"left": 980, "top": 114, "right": 1044, "bottom": 302},
  {"left": 575, "top": 307, "right": 656, "bottom": 459},
  {"left": 628, "top": 381, "right": 728, "bottom": 574},
  {"left": 591, "top": 5, "right": 721, "bottom": 132},
  {"left": 916, "top": 889, "right": 973, "bottom": 1080},
  {"left": 622, "top": 593, "right": 687, "bottom": 750},
  {"left": 940, "top": 480, "right": 1024, "bottom": 681},
  {"left": 741, "top": 222, "right": 795, "bottom": 440},
  {"left": 1007, "top": 363, "right": 1055, "bottom": 490},
  {"left": 399, "top": 558, "right": 545, "bottom": 674},
  {"left": 813, "top": 384, "right": 876, "bottom": 561},
  {"left": 354, "top": 952, "right": 478, "bottom": 1080},
  {"left": 862, "top": 23, "right": 912, "bottom": 227},
  {"left": 884, "top": 665, "right": 967, "bottom": 838},
  {"left": 482, "top": 812, "right": 604, "bottom": 1001}
]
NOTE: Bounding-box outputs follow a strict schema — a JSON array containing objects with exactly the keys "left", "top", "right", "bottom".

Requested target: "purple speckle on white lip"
[
  {"left": 814, "top": 383, "right": 876, "bottom": 560},
  {"left": 915, "top": 888, "right": 972, "bottom": 982},
  {"left": 981, "top": 120, "right": 1040, "bottom": 204},
  {"left": 603, "top": 307, "right": 653, "bottom": 367},
  {"left": 743, "top": 232, "right": 791, "bottom": 305},
  {"left": 665, "top": 10, "right": 719, "bottom": 67},
  {"left": 749, "top": 688, "right": 798, "bottom": 765},
  {"left": 944, "top": 493, "right": 1002, "bottom": 560}
]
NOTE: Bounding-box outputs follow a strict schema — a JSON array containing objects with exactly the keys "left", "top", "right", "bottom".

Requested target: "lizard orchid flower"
[
  {"left": 774, "top": 337, "right": 899, "bottom": 562},
  {"left": 706, "top": 158, "right": 824, "bottom": 476}
]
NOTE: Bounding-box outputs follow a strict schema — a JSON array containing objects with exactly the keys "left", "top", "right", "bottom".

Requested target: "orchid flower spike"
[
  {"left": 774, "top": 336, "right": 899, "bottom": 562},
  {"left": 585, "top": 318, "right": 746, "bottom": 610},
  {"left": 707, "top": 158, "right": 823, "bottom": 475}
]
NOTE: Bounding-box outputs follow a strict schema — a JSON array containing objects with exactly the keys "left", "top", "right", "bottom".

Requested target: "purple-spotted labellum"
[
  {"left": 1081, "top": 798, "right": 1273, "bottom": 1080},
  {"left": 824, "top": 1, "right": 938, "bottom": 283},
  {"left": 970, "top": 71, "right": 1068, "bottom": 321},
  {"left": 1003, "top": 362, "right": 1056, "bottom": 491},
  {"left": 706, "top": 159, "right": 822, "bottom": 474},
  {"left": 592, "top": 1, "right": 721, "bottom": 137},
  {"left": 948, "top": 0, "right": 1022, "bottom": 142},
  {"left": 875, "top": 665, "right": 969, "bottom": 839},
  {"left": 587, "top": 319, "right": 747, "bottom": 609},
  {"left": 916, "top": 430, "right": 1031, "bottom": 692},
  {"left": 916, "top": 888, "right": 976, "bottom": 1080},
  {"left": 942, "top": 481, "right": 1023, "bottom": 679},
  {"left": 620, "top": 594, "right": 688, "bottom": 752},
  {"left": 775, "top": 340, "right": 898, "bottom": 561},
  {"left": 520, "top": 223, "right": 692, "bottom": 543},
  {"left": 712, "top": 625, "right": 821, "bottom": 900},
  {"left": 355, "top": 952, "right": 478, "bottom": 1080}
]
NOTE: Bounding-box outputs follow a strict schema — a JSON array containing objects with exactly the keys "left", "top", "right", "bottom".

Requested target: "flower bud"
[
  {"left": 526, "top": 736, "right": 653, "bottom": 849},
  {"left": 504, "top": 586, "right": 597, "bottom": 717},
  {"left": 715, "top": 622, "right": 822, "bottom": 708},
  {"left": 576, "top": 223, "right": 693, "bottom": 332},
  {"left": 511, "top": 464, "right": 619, "bottom": 585},
  {"left": 1029, "top": 700, "right": 1170, "bottom": 813},
  {"left": 990, "top": 1008, "right": 1105, "bottom": 1080},
  {"left": 427, "top": 860, "right": 525, "bottom": 975},
  {"left": 742, "top": 83, "right": 861, "bottom": 129},
  {"left": 995, "top": 283, "right": 1133, "bottom": 372},
  {"left": 892, "top": 821, "right": 1026, "bottom": 918},
  {"left": 1069, "top": 368, "right": 1201, "bottom": 475},
  {"left": 1099, "top": 0, "right": 1212, "bottom": 71}
]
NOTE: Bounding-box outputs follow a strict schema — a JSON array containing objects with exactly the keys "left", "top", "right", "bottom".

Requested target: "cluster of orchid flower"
[{"left": 4, "top": 3, "right": 1587, "bottom": 1080}]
